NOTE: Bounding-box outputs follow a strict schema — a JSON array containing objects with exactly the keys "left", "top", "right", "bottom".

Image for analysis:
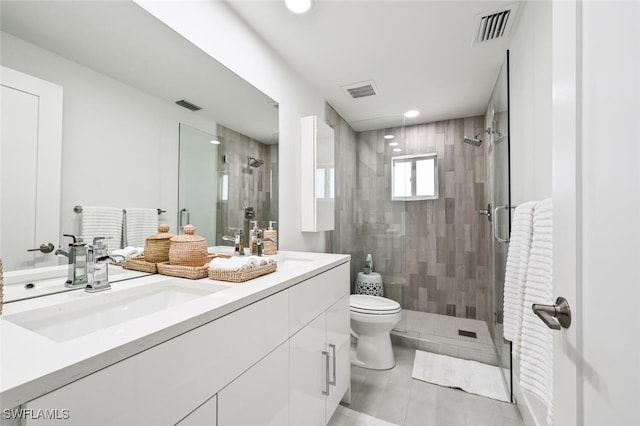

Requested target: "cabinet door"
[
  {"left": 218, "top": 342, "right": 289, "bottom": 426},
  {"left": 325, "top": 294, "right": 351, "bottom": 422},
  {"left": 176, "top": 395, "right": 217, "bottom": 426},
  {"left": 290, "top": 313, "right": 327, "bottom": 426}
]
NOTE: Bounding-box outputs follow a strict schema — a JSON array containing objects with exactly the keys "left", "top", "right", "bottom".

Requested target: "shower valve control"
[
  {"left": 244, "top": 206, "right": 255, "bottom": 220},
  {"left": 479, "top": 203, "right": 492, "bottom": 222}
]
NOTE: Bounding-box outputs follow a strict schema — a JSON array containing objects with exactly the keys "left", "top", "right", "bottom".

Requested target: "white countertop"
[{"left": 0, "top": 251, "right": 350, "bottom": 409}]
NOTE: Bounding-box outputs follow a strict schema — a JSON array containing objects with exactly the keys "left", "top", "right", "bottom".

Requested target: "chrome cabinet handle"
[
  {"left": 329, "top": 344, "right": 337, "bottom": 386},
  {"left": 493, "top": 205, "right": 514, "bottom": 243},
  {"left": 532, "top": 297, "right": 572, "bottom": 330},
  {"left": 27, "top": 243, "right": 55, "bottom": 253},
  {"left": 322, "top": 351, "right": 330, "bottom": 396}
]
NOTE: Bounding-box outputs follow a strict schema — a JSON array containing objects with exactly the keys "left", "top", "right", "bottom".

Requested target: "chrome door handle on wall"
[
  {"left": 179, "top": 208, "right": 190, "bottom": 229},
  {"left": 27, "top": 243, "right": 55, "bottom": 253},
  {"left": 479, "top": 203, "right": 492, "bottom": 222},
  {"left": 322, "top": 350, "right": 330, "bottom": 396},
  {"left": 329, "top": 344, "right": 337, "bottom": 386},
  {"left": 493, "top": 205, "right": 514, "bottom": 243},
  {"left": 532, "top": 297, "right": 572, "bottom": 330}
]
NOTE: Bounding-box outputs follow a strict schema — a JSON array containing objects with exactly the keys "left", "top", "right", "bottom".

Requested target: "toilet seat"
[{"left": 350, "top": 294, "right": 401, "bottom": 315}]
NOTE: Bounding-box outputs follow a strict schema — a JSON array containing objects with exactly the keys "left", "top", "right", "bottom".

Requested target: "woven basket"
[
  {"left": 157, "top": 254, "right": 216, "bottom": 280},
  {"left": 144, "top": 224, "right": 174, "bottom": 263},
  {"left": 209, "top": 261, "right": 277, "bottom": 283},
  {"left": 122, "top": 255, "right": 158, "bottom": 274},
  {"left": 168, "top": 224, "right": 209, "bottom": 267},
  {"left": 0, "top": 258, "right": 3, "bottom": 316}
]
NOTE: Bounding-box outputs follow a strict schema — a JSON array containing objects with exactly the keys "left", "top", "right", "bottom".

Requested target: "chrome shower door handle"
[
  {"left": 532, "top": 297, "right": 572, "bottom": 330},
  {"left": 322, "top": 350, "right": 330, "bottom": 396},
  {"left": 493, "top": 205, "right": 513, "bottom": 243},
  {"left": 329, "top": 344, "right": 337, "bottom": 386}
]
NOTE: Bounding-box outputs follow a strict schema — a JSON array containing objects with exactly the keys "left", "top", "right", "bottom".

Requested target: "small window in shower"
[{"left": 391, "top": 153, "right": 438, "bottom": 201}]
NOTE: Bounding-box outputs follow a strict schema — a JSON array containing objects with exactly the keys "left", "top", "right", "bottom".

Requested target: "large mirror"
[{"left": 0, "top": 2, "right": 278, "bottom": 289}]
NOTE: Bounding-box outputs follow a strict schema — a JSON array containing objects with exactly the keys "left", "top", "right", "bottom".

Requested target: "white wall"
[
  {"left": 1, "top": 32, "right": 219, "bottom": 246},
  {"left": 134, "top": 0, "right": 329, "bottom": 253},
  {"left": 509, "top": 1, "right": 553, "bottom": 205}
]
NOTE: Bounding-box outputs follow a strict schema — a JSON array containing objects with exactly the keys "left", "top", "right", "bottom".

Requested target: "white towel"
[
  {"left": 124, "top": 208, "right": 158, "bottom": 248},
  {"left": 209, "top": 256, "right": 272, "bottom": 271},
  {"left": 519, "top": 198, "right": 554, "bottom": 425},
  {"left": 112, "top": 246, "right": 144, "bottom": 259},
  {"left": 81, "top": 206, "right": 123, "bottom": 253},
  {"left": 503, "top": 201, "right": 536, "bottom": 357}
]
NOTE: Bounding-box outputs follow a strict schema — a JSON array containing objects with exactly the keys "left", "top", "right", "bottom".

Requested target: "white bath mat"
[
  {"left": 328, "top": 405, "right": 401, "bottom": 426},
  {"left": 411, "top": 350, "right": 510, "bottom": 402}
]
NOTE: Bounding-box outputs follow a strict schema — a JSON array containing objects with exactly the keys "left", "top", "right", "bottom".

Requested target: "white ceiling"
[
  {"left": 1, "top": 0, "right": 521, "bottom": 137},
  {"left": 227, "top": 0, "right": 520, "bottom": 131}
]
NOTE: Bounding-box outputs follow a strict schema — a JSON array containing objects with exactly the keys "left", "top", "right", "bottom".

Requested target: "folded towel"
[
  {"left": 503, "top": 201, "right": 536, "bottom": 357},
  {"left": 209, "top": 256, "right": 274, "bottom": 271},
  {"left": 124, "top": 208, "right": 158, "bottom": 248},
  {"left": 81, "top": 206, "right": 123, "bottom": 253},
  {"left": 519, "top": 198, "right": 554, "bottom": 425},
  {"left": 112, "top": 247, "right": 144, "bottom": 258}
]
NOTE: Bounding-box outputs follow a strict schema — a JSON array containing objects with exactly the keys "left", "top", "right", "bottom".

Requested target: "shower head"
[
  {"left": 463, "top": 136, "right": 482, "bottom": 146},
  {"left": 247, "top": 156, "right": 264, "bottom": 168}
]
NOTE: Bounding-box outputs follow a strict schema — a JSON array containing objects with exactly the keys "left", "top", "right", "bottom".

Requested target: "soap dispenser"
[
  {"left": 263, "top": 221, "right": 278, "bottom": 255},
  {"left": 249, "top": 220, "right": 259, "bottom": 255}
]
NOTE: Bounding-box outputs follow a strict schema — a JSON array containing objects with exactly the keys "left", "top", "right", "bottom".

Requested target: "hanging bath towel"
[
  {"left": 80, "top": 206, "right": 123, "bottom": 253},
  {"left": 519, "top": 198, "right": 554, "bottom": 425},
  {"left": 503, "top": 201, "right": 536, "bottom": 357},
  {"left": 124, "top": 208, "right": 158, "bottom": 248}
]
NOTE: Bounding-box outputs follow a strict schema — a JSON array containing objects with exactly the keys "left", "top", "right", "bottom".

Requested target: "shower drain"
[{"left": 458, "top": 329, "right": 477, "bottom": 339}]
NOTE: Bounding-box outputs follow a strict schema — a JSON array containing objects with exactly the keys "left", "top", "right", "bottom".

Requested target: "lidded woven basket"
[
  {"left": 168, "top": 224, "right": 209, "bottom": 267},
  {"left": 144, "top": 224, "right": 175, "bottom": 263}
]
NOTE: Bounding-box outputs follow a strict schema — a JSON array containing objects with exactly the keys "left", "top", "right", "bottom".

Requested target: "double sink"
[{"left": 2, "top": 252, "right": 315, "bottom": 343}]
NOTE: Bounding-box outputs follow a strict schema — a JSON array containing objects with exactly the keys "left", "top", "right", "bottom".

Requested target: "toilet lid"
[{"left": 350, "top": 294, "right": 401, "bottom": 314}]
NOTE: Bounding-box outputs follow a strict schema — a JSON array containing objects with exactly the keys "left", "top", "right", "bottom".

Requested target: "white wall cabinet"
[{"left": 300, "top": 115, "right": 335, "bottom": 232}]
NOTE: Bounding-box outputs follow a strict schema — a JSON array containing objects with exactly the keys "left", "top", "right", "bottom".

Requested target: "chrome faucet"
[
  {"left": 222, "top": 228, "right": 245, "bottom": 255},
  {"left": 85, "top": 237, "right": 123, "bottom": 293},
  {"left": 61, "top": 234, "right": 89, "bottom": 288}
]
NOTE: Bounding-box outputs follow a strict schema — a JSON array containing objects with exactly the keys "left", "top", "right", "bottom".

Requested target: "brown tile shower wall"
[
  {"left": 216, "top": 124, "right": 277, "bottom": 245},
  {"left": 328, "top": 105, "right": 492, "bottom": 323}
]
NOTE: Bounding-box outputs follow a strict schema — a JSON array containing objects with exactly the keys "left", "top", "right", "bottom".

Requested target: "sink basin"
[
  {"left": 4, "top": 279, "right": 230, "bottom": 342},
  {"left": 272, "top": 254, "right": 315, "bottom": 270}
]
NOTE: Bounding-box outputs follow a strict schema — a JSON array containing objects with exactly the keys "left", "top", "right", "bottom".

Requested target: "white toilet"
[{"left": 350, "top": 294, "right": 402, "bottom": 370}]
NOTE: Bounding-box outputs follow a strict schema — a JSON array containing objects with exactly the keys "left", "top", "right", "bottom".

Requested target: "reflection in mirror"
[
  {"left": 0, "top": 1, "right": 279, "bottom": 301},
  {"left": 179, "top": 124, "right": 279, "bottom": 247}
]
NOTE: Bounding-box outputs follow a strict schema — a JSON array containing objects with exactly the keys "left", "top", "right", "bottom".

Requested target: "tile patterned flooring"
[
  {"left": 329, "top": 345, "right": 524, "bottom": 426},
  {"left": 329, "top": 311, "right": 523, "bottom": 426}
]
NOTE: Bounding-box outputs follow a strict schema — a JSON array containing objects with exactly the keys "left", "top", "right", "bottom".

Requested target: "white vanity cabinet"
[
  {"left": 15, "top": 259, "right": 350, "bottom": 426},
  {"left": 289, "top": 263, "right": 350, "bottom": 426},
  {"left": 23, "top": 290, "right": 289, "bottom": 425}
]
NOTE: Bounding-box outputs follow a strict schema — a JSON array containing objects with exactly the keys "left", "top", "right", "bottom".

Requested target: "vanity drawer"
[
  {"left": 24, "top": 289, "right": 289, "bottom": 425},
  {"left": 289, "top": 262, "right": 349, "bottom": 335}
]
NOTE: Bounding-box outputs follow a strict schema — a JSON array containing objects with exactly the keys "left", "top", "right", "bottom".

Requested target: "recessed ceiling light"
[
  {"left": 393, "top": 148, "right": 402, "bottom": 152},
  {"left": 404, "top": 110, "right": 419, "bottom": 118},
  {"left": 384, "top": 134, "right": 394, "bottom": 139},
  {"left": 210, "top": 139, "right": 220, "bottom": 145},
  {"left": 285, "top": 0, "right": 313, "bottom": 13},
  {"left": 389, "top": 142, "right": 399, "bottom": 147}
]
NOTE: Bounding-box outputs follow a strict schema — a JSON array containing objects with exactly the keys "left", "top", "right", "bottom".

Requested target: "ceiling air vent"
[
  {"left": 473, "top": 4, "right": 519, "bottom": 45},
  {"left": 342, "top": 80, "right": 380, "bottom": 99},
  {"left": 175, "top": 99, "right": 202, "bottom": 111}
]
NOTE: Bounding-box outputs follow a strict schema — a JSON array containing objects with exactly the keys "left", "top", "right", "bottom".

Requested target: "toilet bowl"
[{"left": 350, "top": 294, "right": 401, "bottom": 370}]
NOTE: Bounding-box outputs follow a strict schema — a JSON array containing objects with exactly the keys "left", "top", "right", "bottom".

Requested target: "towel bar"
[{"left": 74, "top": 205, "right": 165, "bottom": 215}]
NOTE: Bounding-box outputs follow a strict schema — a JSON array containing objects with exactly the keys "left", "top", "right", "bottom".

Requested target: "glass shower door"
[{"left": 489, "top": 51, "right": 512, "bottom": 401}]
